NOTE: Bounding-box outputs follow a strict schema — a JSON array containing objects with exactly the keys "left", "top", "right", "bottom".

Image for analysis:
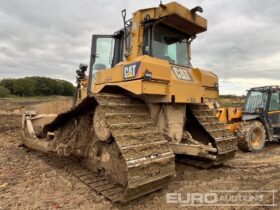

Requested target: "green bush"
[
  {"left": 0, "top": 77, "right": 75, "bottom": 97},
  {"left": 0, "top": 85, "right": 10, "bottom": 97}
]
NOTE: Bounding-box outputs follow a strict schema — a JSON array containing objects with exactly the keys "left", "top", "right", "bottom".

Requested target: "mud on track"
[{"left": 0, "top": 115, "right": 280, "bottom": 210}]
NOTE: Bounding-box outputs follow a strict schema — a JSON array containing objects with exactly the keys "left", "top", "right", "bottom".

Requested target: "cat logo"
[
  {"left": 172, "top": 66, "right": 192, "bottom": 81},
  {"left": 124, "top": 62, "right": 141, "bottom": 80}
]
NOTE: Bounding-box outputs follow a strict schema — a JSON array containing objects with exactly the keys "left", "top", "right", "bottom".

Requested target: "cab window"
[
  {"left": 244, "top": 91, "right": 268, "bottom": 113},
  {"left": 269, "top": 92, "right": 280, "bottom": 111},
  {"left": 93, "top": 37, "right": 115, "bottom": 75}
]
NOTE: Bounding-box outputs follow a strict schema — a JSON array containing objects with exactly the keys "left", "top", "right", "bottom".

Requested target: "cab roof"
[
  {"left": 135, "top": 1, "right": 207, "bottom": 36},
  {"left": 249, "top": 86, "right": 280, "bottom": 92}
]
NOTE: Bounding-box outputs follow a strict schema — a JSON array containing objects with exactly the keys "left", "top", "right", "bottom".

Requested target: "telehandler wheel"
[{"left": 238, "top": 121, "right": 266, "bottom": 152}]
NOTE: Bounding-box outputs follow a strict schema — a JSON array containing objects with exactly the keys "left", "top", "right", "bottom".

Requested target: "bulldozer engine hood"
[{"left": 93, "top": 55, "right": 219, "bottom": 103}]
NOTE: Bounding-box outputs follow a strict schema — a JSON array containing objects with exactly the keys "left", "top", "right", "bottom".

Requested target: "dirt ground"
[{"left": 0, "top": 100, "right": 279, "bottom": 210}]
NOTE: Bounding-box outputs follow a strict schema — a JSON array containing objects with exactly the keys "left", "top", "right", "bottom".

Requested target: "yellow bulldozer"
[{"left": 22, "top": 2, "right": 238, "bottom": 202}]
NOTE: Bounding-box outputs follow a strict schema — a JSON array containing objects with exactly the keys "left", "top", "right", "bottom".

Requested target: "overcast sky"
[{"left": 0, "top": 0, "right": 279, "bottom": 95}]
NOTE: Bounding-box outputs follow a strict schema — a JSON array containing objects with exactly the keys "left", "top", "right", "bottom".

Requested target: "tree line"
[{"left": 0, "top": 77, "right": 75, "bottom": 97}]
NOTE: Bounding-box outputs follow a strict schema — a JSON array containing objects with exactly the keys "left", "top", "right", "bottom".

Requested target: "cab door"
[
  {"left": 268, "top": 90, "right": 280, "bottom": 138},
  {"left": 89, "top": 35, "right": 115, "bottom": 78},
  {"left": 87, "top": 33, "right": 124, "bottom": 95}
]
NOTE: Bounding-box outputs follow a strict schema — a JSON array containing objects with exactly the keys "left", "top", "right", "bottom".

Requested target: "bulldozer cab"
[
  {"left": 89, "top": 24, "right": 191, "bottom": 79},
  {"left": 87, "top": 2, "right": 210, "bottom": 101}
]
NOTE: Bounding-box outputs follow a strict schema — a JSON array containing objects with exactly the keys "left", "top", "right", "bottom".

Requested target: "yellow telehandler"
[{"left": 22, "top": 2, "right": 237, "bottom": 202}]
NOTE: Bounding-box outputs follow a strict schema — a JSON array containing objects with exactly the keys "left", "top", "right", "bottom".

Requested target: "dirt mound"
[{"left": 27, "top": 100, "right": 72, "bottom": 114}]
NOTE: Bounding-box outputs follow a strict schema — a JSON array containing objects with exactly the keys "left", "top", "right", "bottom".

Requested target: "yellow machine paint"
[
  {"left": 216, "top": 107, "right": 243, "bottom": 132},
  {"left": 92, "top": 2, "right": 218, "bottom": 103},
  {"left": 94, "top": 56, "right": 219, "bottom": 103}
]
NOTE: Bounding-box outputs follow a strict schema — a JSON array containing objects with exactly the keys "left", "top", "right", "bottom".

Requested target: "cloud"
[
  {"left": 220, "top": 77, "right": 280, "bottom": 95},
  {"left": 0, "top": 0, "right": 279, "bottom": 95},
  {"left": 191, "top": 0, "right": 280, "bottom": 87}
]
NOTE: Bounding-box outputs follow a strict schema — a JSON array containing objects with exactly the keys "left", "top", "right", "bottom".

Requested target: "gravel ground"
[{"left": 0, "top": 115, "right": 279, "bottom": 210}]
